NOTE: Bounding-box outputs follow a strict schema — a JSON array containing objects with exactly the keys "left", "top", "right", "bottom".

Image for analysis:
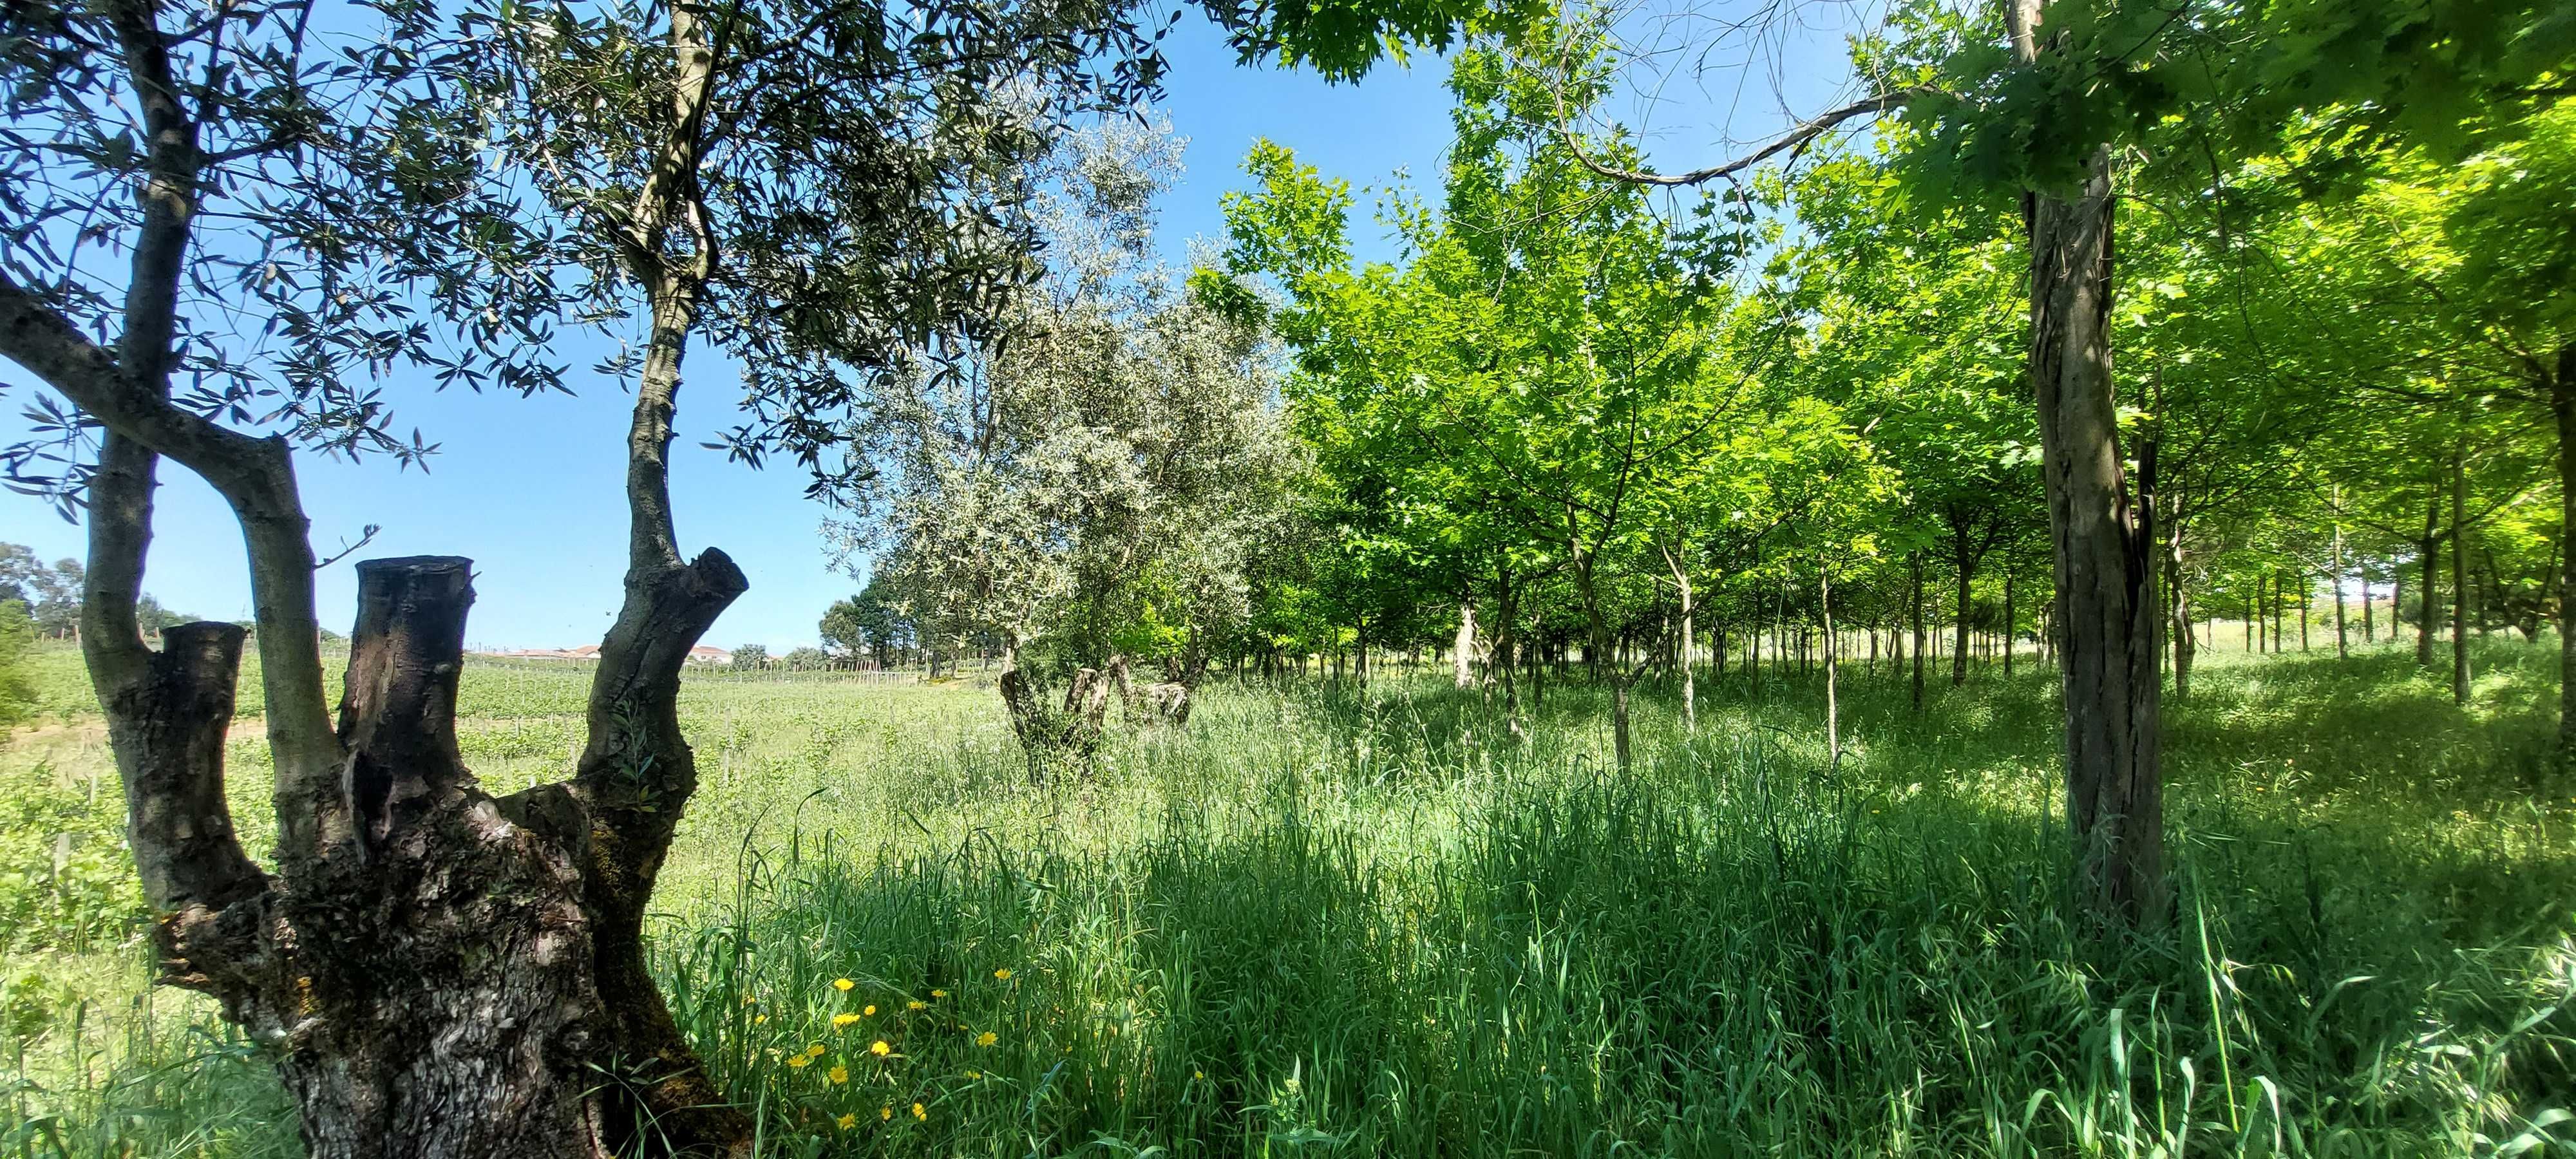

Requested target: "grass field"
[{"left": 3, "top": 636, "right": 2571, "bottom": 1157}]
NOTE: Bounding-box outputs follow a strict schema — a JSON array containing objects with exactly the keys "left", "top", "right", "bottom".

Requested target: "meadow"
[{"left": 3, "top": 636, "right": 2571, "bottom": 1158}]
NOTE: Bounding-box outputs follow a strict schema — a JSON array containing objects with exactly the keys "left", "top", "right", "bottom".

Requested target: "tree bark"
[
  {"left": 1665, "top": 545, "right": 1697, "bottom": 733},
  {"left": 140, "top": 560, "right": 661, "bottom": 1159},
  {"left": 2333, "top": 505, "right": 2349, "bottom": 659},
  {"left": 1454, "top": 603, "right": 1477, "bottom": 688},
  {"left": 1573, "top": 557, "right": 1629, "bottom": 772},
  {"left": 2418, "top": 473, "right": 2441, "bottom": 666},
  {"left": 2166, "top": 521, "right": 2193, "bottom": 698},
  {"left": 1821, "top": 559, "right": 1841, "bottom": 769},
  {"left": 1908, "top": 551, "right": 1926, "bottom": 710},
  {"left": 2452, "top": 448, "right": 2471, "bottom": 704},
  {"left": 2008, "top": 23, "right": 2164, "bottom": 926},
  {"left": 2555, "top": 343, "right": 2576, "bottom": 765}
]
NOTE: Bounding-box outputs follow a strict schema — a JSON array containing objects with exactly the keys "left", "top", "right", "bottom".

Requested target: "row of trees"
[
  {"left": 1, "top": 543, "right": 202, "bottom": 637},
  {"left": 1182, "top": 0, "right": 2573, "bottom": 938}
]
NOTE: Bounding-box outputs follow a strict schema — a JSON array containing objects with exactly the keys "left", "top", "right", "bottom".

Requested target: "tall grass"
[{"left": 5, "top": 641, "right": 2572, "bottom": 1156}]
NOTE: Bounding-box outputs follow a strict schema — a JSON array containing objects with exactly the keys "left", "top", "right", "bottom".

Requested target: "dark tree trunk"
[
  {"left": 2018, "top": 127, "right": 2164, "bottom": 928},
  {"left": 1952, "top": 538, "right": 1975, "bottom": 686},
  {"left": 2365, "top": 563, "right": 2376, "bottom": 642},
  {"left": 1909, "top": 551, "right": 1926, "bottom": 710},
  {"left": 2452, "top": 449, "right": 2471, "bottom": 704},
  {"left": 2554, "top": 343, "right": 2576, "bottom": 764},
  {"left": 2166, "top": 524, "right": 2193, "bottom": 698},
  {"left": 2333, "top": 516, "right": 2349, "bottom": 659},
  {"left": 1573, "top": 559, "right": 1627, "bottom": 771},
  {"left": 2418, "top": 471, "right": 2441, "bottom": 666}
]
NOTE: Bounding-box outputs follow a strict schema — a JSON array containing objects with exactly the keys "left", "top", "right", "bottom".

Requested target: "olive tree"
[
  {"left": 831, "top": 120, "right": 1300, "bottom": 764},
  {"left": 0, "top": 0, "right": 1170, "bottom": 1152}
]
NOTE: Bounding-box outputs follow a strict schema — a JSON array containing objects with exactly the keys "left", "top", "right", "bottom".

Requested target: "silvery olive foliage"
[
  {"left": 0, "top": 0, "right": 574, "bottom": 513},
  {"left": 828, "top": 118, "right": 1303, "bottom": 675}
]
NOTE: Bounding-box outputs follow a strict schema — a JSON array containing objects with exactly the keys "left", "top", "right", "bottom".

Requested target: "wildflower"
[
  {"left": 741, "top": 994, "right": 756, "bottom": 1006},
  {"left": 837, "top": 1113, "right": 857, "bottom": 1130},
  {"left": 833, "top": 1013, "right": 862, "bottom": 1029},
  {"left": 931, "top": 989, "right": 948, "bottom": 999},
  {"left": 787, "top": 1055, "right": 811, "bottom": 1069},
  {"left": 864, "top": 1004, "right": 876, "bottom": 1017},
  {"left": 829, "top": 1065, "right": 848, "bottom": 1084},
  {"left": 871, "top": 1040, "right": 891, "bottom": 1057},
  {"left": 754, "top": 1014, "right": 768, "bottom": 1024},
  {"left": 965, "top": 1069, "right": 981, "bottom": 1079},
  {"left": 834, "top": 978, "right": 855, "bottom": 992},
  {"left": 977, "top": 1032, "right": 996, "bottom": 1048},
  {"left": 912, "top": 1102, "right": 927, "bottom": 1121},
  {"left": 807, "top": 1044, "right": 827, "bottom": 1057},
  {"left": 880, "top": 1106, "right": 893, "bottom": 1121},
  {"left": 1193, "top": 1069, "right": 1206, "bottom": 1080},
  {"left": 907, "top": 1000, "right": 927, "bottom": 1010},
  {"left": 994, "top": 968, "right": 1012, "bottom": 981}
]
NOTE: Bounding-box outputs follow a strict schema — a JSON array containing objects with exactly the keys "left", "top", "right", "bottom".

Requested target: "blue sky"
[{"left": 0, "top": 7, "right": 1873, "bottom": 652}]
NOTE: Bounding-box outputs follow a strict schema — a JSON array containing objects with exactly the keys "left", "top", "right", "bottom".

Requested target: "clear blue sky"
[{"left": 0, "top": 8, "right": 1873, "bottom": 652}]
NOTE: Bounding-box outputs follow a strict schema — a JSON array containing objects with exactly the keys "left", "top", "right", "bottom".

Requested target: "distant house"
[{"left": 687, "top": 645, "right": 732, "bottom": 665}]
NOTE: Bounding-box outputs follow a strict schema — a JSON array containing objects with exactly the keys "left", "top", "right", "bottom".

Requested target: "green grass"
[{"left": 4, "top": 637, "right": 2572, "bottom": 1156}]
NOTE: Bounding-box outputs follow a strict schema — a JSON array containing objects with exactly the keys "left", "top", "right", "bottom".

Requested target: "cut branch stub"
[
  {"left": 110, "top": 620, "right": 265, "bottom": 912},
  {"left": 337, "top": 556, "right": 475, "bottom": 858}
]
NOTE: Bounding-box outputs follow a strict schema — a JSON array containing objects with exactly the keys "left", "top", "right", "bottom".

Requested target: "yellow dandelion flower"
[
  {"left": 786, "top": 1055, "right": 810, "bottom": 1069},
  {"left": 880, "top": 1106, "right": 893, "bottom": 1121},
  {"left": 993, "top": 968, "right": 1012, "bottom": 981},
  {"left": 837, "top": 1113, "right": 857, "bottom": 1130},
  {"left": 976, "top": 1032, "right": 996, "bottom": 1048},
  {"left": 931, "top": 989, "right": 948, "bottom": 999},
  {"left": 911, "top": 1102, "right": 927, "bottom": 1121},
  {"left": 833, "top": 978, "right": 855, "bottom": 992},
  {"left": 1194, "top": 1069, "right": 1205, "bottom": 1080},
  {"left": 863, "top": 1004, "right": 876, "bottom": 1016},
  {"left": 871, "top": 1040, "right": 891, "bottom": 1057},
  {"left": 833, "top": 1013, "right": 862, "bottom": 1029},
  {"left": 907, "top": 1000, "right": 926, "bottom": 1010},
  {"left": 829, "top": 1064, "right": 849, "bottom": 1084},
  {"left": 807, "top": 1044, "right": 827, "bottom": 1057},
  {"left": 753, "top": 1013, "right": 767, "bottom": 1024}
]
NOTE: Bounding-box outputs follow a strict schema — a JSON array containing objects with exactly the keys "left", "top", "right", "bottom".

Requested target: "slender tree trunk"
[
  {"left": 1573, "top": 558, "right": 1629, "bottom": 772},
  {"left": 2333, "top": 509, "right": 2349, "bottom": 659},
  {"left": 2452, "top": 448, "right": 2471, "bottom": 704},
  {"left": 1821, "top": 559, "right": 1841, "bottom": 769},
  {"left": 2166, "top": 522, "right": 2193, "bottom": 698},
  {"left": 2554, "top": 343, "right": 2576, "bottom": 765},
  {"left": 1953, "top": 537, "right": 1975, "bottom": 686},
  {"left": 2419, "top": 471, "right": 2441, "bottom": 666},
  {"left": 2364, "top": 567, "right": 2376, "bottom": 642},
  {"left": 1665, "top": 546, "right": 1698, "bottom": 733},
  {"left": 2003, "top": 560, "right": 2018, "bottom": 677},
  {"left": 1909, "top": 552, "right": 1927, "bottom": 710}
]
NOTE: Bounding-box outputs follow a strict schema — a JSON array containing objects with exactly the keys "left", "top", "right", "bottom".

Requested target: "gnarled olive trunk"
[
  {"left": 126, "top": 560, "right": 740, "bottom": 1159},
  {"left": 999, "top": 659, "right": 1116, "bottom": 778}
]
